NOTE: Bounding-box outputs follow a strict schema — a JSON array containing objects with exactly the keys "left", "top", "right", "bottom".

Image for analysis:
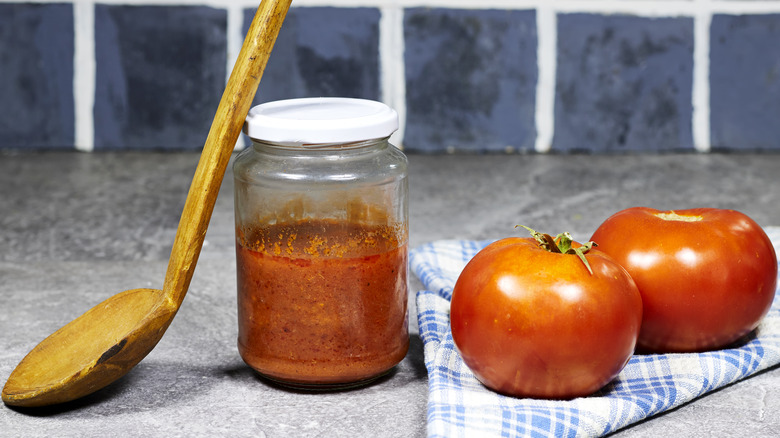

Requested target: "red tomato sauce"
[{"left": 236, "top": 219, "right": 409, "bottom": 388}]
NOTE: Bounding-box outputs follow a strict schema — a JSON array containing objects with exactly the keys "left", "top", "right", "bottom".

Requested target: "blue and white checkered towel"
[{"left": 411, "top": 227, "right": 780, "bottom": 437}]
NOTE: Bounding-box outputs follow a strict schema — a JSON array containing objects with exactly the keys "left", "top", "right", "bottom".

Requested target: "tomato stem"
[{"left": 516, "top": 225, "right": 597, "bottom": 275}]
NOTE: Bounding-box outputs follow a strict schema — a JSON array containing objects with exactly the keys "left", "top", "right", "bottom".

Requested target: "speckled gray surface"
[{"left": 2, "top": 151, "right": 780, "bottom": 437}]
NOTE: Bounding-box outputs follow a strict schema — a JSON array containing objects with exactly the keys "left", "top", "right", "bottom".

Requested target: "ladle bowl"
[{"left": 3, "top": 289, "right": 174, "bottom": 407}]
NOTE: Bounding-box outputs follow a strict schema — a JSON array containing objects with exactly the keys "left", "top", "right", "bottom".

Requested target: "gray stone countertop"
[{"left": 2, "top": 151, "right": 780, "bottom": 437}]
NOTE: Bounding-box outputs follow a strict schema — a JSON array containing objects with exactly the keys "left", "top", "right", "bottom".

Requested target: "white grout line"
[
  {"left": 710, "top": 1, "right": 780, "bottom": 14},
  {"left": 10, "top": 0, "right": 780, "bottom": 9},
  {"left": 227, "top": 3, "right": 247, "bottom": 150},
  {"left": 226, "top": 4, "right": 244, "bottom": 82},
  {"left": 379, "top": 6, "right": 407, "bottom": 148},
  {"left": 693, "top": 0, "right": 712, "bottom": 152},
  {"left": 73, "top": 1, "right": 95, "bottom": 151},
  {"left": 534, "top": 5, "right": 556, "bottom": 153},
  {"left": 56, "top": 0, "right": 780, "bottom": 12}
]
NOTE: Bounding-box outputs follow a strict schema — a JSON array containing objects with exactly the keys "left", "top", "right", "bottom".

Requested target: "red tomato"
[
  {"left": 591, "top": 207, "right": 777, "bottom": 353},
  {"left": 450, "top": 231, "right": 643, "bottom": 399}
]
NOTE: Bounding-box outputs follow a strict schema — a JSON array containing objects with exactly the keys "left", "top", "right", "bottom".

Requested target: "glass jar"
[{"left": 233, "top": 97, "right": 409, "bottom": 389}]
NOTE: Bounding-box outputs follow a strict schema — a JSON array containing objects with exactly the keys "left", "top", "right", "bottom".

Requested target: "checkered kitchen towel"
[{"left": 411, "top": 227, "right": 780, "bottom": 437}]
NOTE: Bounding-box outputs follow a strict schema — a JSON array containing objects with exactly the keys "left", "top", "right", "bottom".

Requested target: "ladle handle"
[{"left": 163, "top": 0, "right": 292, "bottom": 307}]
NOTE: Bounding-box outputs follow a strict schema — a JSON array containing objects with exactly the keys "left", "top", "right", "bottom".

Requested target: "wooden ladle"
[{"left": 1, "top": 0, "right": 292, "bottom": 408}]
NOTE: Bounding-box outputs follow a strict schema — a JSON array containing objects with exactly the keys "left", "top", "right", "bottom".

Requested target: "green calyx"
[{"left": 516, "top": 225, "right": 597, "bottom": 275}]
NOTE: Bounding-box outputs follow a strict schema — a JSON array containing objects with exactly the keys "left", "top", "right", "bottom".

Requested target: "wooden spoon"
[{"left": 1, "top": 0, "right": 292, "bottom": 408}]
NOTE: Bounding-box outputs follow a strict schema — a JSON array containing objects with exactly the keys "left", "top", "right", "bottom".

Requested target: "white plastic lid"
[{"left": 243, "top": 97, "right": 399, "bottom": 145}]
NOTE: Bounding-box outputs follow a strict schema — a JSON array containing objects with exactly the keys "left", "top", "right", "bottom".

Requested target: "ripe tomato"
[
  {"left": 450, "top": 230, "right": 643, "bottom": 399},
  {"left": 591, "top": 207, "right": 777, "bottom": 353}
]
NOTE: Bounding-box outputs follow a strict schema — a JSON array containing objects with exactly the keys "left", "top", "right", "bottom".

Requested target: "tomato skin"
[
  {"left": 590, "top": 207, "right": 778, "bottom": 353},
  {"left": 450, "top": 237, "right": 643, "bottom": 400}
]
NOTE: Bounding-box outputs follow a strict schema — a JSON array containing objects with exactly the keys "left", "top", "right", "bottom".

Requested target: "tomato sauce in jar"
[{"left": 236, "top": 219, "right": 409, "bottom": 388}]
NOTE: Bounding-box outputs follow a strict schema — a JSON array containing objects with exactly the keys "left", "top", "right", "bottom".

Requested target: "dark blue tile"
[
  {"left": 248, "top": 6, "right": 381, "bottom": 103},
  {"left": 554, "top": 14, "right": 694, "bottom": 153},
  {"left": 0, "top": 3, "right": 74, "bottom": 149},
  {"left": 710, "top": 14, "right": 780, "bottom": 151},
  {"left": 403, "top": 8, "right": 537, "bottom": 153},
  {"left": 94, "top": 5, "right": 227, "bottom": 150}
]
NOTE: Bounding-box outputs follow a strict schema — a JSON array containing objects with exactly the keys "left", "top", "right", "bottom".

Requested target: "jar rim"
[
  {"left": 243, "top": 97, "right": 399, "bottom": 145},
  {"left": 251, "top": 137, "right": 390, "bottom": 151}
]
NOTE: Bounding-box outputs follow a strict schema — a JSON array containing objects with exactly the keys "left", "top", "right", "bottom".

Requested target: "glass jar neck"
[{"left": 251, "top": 137, "right": 390, "bottom": 153}]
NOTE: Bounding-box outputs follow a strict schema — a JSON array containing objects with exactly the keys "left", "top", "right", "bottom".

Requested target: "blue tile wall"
[
  {"left": 0, "top": 3, "right": 74, "bottom": 149},
  {"left": 403, "top": 8, "right": 537, "bottom": 153},
  {"left": 249, "top": 6, "right": 381, "bottom": 103},
  {"left": 710, "top": 14, "right": 780, "bottom": 151},
  {"left": 93, "top": 5, "right": 226, "bottom": 150},
  {"left": 554, "top": 14, "right": 694, "bottom": 153},
  {"left": 2, "top": 2, "right": 780, "bottom": 153}
]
